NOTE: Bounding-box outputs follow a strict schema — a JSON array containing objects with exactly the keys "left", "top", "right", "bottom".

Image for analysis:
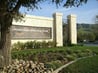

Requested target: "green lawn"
[{"left": 59, "top": 55, "right": 98, "bottom": 73}]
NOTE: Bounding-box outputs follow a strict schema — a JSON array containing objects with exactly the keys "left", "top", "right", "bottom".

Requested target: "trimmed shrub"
[
  {"left": 11, "top": 42, "right": 25, "bottom": 51},
  {"left": 65, "top": 55, "right": 76, "bottom": 61},
  {"left": 46, "top": 60, "right": 63, "bottom": 70},
  {"left": 11, "top": 41, "right": 56, "bottom": 50},
  {"left": 47, "top": 41, "right": 56, "bottom": 47},
  {"left": 24, "top": 41, "right": 34, "bottom": 49},
  {"left": 82, "top": 49, "right": 93, "bottom": 56},
  {"left": 65, "top": 48, "right": 73, "bottom": 54},
  {"left": 41, "top": 41, "right": 48, "bottom": 48}
]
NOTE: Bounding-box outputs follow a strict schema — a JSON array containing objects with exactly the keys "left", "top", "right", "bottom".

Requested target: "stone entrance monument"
[
  {"left": 0, "top": 12, "right": 77, "bottom": 67},
  {"left": 11, "top": 12, "right": 63, "bottom": 47}
]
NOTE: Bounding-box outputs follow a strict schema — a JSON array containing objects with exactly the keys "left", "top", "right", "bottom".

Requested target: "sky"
[{"left": 20, "top": 0, "right": 98, "bottom": 24}]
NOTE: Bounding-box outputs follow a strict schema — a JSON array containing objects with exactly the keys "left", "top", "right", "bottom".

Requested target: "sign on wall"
[{"left": 11, "top": 25, "right": 52, "bottom": 39}]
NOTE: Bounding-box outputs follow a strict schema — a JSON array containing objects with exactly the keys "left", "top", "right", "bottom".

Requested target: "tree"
[
  {"left": 90, "top": 15, "right": 98, "bottom": 41},
  {"left": 87, "top": 32, "right": 95, "bottom": 42},
  {"left": 63, "top": 22, "right": 68, "bottom": 46},
  {"left": 95, "top": 15, "right": 98, "bottom": 24},
  {"left": 0, "top": 0, "right": 88, "bottom": 66},
  {"left": 77, "top": 28, "right": 96, "bottom": 42}
]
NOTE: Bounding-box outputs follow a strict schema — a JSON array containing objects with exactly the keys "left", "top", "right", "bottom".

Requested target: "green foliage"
[
  {"left": 12, "top": 46, "right": 98, "bottom": 59},
  {"left": 63, "top": 24, "right": 68, "bottom": 46},
  {"left": 46, "top": 60, "right": 63, "bottom": 70},
  {"left": 11, "top": 41, "right": 56, "bottom": 50},
  {"left": 77, "top": 28, "right": 96, "bottom": 42},
  {"left": 29, "top": 52, "right": 65, "bottom": 63},
  {"left": 11, "top": 42, "right": 25, "bottom": 50},
  {"left": 12, "top": 46, "right": 98, "bottom": 63},
  {"left": 41, "top": 41, "right": 48, "bottom": 48},
  {"left": 47, "top": 41, "right": 56, "bottom": 47},
  {"left": 68, "top": 43, "right": 84, "bottom": 46},
  {"left": 91, "top": 24, "right": 98, "bottom": 40},
  {"left": 65, "top": 55, "right": 76, "bottom": 61},
  {"left": 65, "top": 48, "right": 73, "bottom": 54},
  {"left": 77, "top": 24, "right": 98, "bottom": 42},
  {"left": 82, "top": 49, "right": 93, "bottom": 56},
  {"left": 25, "top": 41, "right": 35, "bottom": 49},
  {"left": 59, "top": 55, "right": 98, "bottom": 73}
]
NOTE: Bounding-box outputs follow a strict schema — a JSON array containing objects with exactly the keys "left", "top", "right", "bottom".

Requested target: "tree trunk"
[{"left": 0, "top": 14, "right": 12, "bottom": 67}]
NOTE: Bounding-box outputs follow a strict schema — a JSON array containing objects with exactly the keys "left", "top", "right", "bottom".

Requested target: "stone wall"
[{"left": 12, "top": 12, "right": 63, "bottom": 46}]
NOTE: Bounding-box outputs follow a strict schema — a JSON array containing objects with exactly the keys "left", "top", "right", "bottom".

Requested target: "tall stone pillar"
[
  {"left": 67, "top": 14, "right": 77, "bottom": 44},
  {"left": 53, "top": 12, "right": 63, "bottom": 46}
]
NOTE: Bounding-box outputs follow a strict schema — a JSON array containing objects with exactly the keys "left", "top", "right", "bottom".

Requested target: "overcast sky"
[{"left": 20, "top": 0, "right": 98, "bottom": 24}]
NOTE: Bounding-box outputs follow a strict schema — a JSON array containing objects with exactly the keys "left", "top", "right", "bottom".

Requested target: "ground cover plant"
[
  {"left": 11, "top": 46, "right": 98, "bottom": 70},
  {"left": 59, "top": 55, "right": 98, "bottom": 73}
]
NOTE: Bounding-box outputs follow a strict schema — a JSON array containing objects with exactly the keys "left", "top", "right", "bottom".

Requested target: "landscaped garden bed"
[
  {"left": 1, "top": 44, "right": 98, "bottom": 73},
  {"left": 11, "top": 45, "right": 98, "bottom": 70}
]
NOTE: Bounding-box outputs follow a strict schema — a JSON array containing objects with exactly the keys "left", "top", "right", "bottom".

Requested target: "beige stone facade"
[
  {"left": 67, "top": 14, "right": 77, "bottom": 44},
  {"left": 53, "top": 13, "right": 63, "bottom": 46}
]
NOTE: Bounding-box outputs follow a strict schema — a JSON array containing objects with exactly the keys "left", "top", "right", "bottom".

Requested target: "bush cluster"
[
  {"left": 12, "top": 48, "right": 95, "bottom": 62},
  {"left": 11, "top": 41, "right": 56, "bottom": 50},
  {"left": 46, "top": 60, "right": 63, "bottom": 70}
]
